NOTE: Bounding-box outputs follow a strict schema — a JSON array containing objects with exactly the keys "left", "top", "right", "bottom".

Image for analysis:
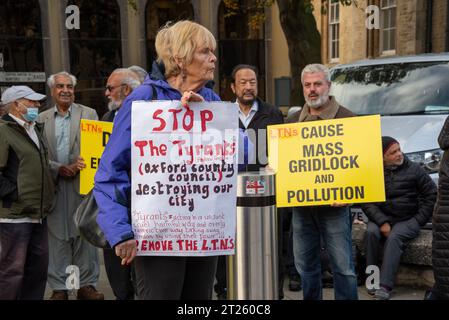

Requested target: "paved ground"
[
  {"left": 44, "top": 252, "right": 427, "bottom": 300},
  {"left": 282, "top": 282, "right": 426, "bottom": 300}
]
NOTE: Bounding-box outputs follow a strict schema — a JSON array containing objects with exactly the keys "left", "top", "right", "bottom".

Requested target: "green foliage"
[
  {"left": 127, "top": 0, "right": 138, "bottom": 13},
  {"left": 223, "top": 0, "right": 356, "bottom": 29},
  {"left": 223, "top": 0, "right": 275, "bottom": 29}
]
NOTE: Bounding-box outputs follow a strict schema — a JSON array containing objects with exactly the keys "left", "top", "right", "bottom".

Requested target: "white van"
[{"left": 330, "top": 54, "right": 449, "bottom": 225}]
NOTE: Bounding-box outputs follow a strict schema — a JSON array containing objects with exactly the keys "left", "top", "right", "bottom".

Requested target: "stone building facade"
[
  {"left": 313, "top": 0, "right": 449, "bottom": 66},
  {"left": 0, "top": 0, "right": 291, "bottom": 115}
]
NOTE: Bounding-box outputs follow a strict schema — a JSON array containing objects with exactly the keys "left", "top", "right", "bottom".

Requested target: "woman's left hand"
[{"left": 181, "top": 90, "right": 205, "bottom": 108}]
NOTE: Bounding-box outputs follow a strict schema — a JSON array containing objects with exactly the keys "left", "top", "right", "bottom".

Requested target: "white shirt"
[
  {"left": 0, "top": 113, "right": 41, "bottom": 224},
  {"left": 238, "top": 100, "right": 259, "bottom": 129},
  {"left": 8, "top": 113, "right": 40, "bottom": 149}
]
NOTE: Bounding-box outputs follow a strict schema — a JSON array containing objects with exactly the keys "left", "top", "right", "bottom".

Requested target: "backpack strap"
[{"left": 144, "top": 83, "right": 157, "bottom": 100}]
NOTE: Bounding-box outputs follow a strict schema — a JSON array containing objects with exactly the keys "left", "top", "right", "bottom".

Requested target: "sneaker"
[
  {"left": 50, "top": 290, "right": 68, "bottom": 300},
  {"left": 424, "top": 289, "right": 443, "bottom": 300},
  {"left": 217, "top": 290, "right": 227, "bottom": 300},
  {"left": 289, "top": 278, "right": 302, "bottom": 292},
  {"left": 77, "top": 285, "right": 104, "bottom": 300},
  {"left": 322, "top": 270, "right": 334, "bottom": 288},
  {"left": 374, "top": 287, "right": 391, "bottom": 300},
  {"left": 366, "top": 288, "right": 376, "bottom": 296}
]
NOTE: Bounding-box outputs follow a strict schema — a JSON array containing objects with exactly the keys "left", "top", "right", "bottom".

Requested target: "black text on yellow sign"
[
  {"left": 80, "top": 119, "right": 114, "bottom": 195},
  {"left": 267, "top": 115, "right": 385, "bottom": 207}
]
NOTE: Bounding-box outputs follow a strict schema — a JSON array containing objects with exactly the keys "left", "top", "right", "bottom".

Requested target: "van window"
[{"left": 330, "top": 61, "right": 449, "bottom": 115}]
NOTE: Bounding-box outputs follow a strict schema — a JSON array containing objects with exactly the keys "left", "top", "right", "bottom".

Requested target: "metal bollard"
[{"left": 227, "top": 170, "right": 278, "bottom": 300}]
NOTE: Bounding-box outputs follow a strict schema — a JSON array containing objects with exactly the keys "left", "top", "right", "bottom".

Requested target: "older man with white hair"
[
  {"left": 101, "top": 67, "right": 142, "bottom": 300},
  {"left": 0, "top": 86, "right": 54, "bottom": 299},
  {"left": 38, "top": 71, "right": 103, "bottom": 300}
]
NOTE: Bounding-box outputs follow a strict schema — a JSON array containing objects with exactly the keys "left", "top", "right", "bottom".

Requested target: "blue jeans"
[{"left": 292, "top": 206, "right": 358, "bottom": 300}]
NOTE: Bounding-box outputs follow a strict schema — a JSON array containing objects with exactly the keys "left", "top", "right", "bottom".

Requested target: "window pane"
[
  {"left": 390, "top": 30, "right": 396, "bottom": 50},
  {"left": 383, "top": 30, "right": 389, "bottom": 50},
  {"left": 218, "top": 0, "right": 266, "bottom": 100},
  {"left": 68, "top": 0, "right": 122, "bottom": 117},
  {"left": 0, "top": 0, "right": 45, "bottom": 94},
  {"left": 145, "top": 0, "right": 194, "bottom": 67},
  {"left": 391, "top": 8, "right": 396, "bottom": 28},
  {"left": 336, "top": 40, "right": 339, "bottom": 58}
]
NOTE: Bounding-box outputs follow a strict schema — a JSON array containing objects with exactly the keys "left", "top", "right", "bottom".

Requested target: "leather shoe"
[
  {"left": 50, "top": 290, "right": 68, "bottom": 300},
  {"left": 322, "top": 270, "right": 334, "bottom": 288},
  {"left": 77, "top": 285, "right": 104, "bottom": 300},
  {"left": 289, "top": 279, "right": 302, "bottom": 292}
]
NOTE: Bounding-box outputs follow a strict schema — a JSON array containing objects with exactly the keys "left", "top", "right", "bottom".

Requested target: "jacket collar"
[
  {"left": 299, "top": 96, "right": 340, "bottom": 122},
  {"left": 1, "top": 113, "right": 16, "bottom": 123}
]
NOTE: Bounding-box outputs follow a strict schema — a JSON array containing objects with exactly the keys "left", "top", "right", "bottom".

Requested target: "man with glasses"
[
  {"left": 101, "top": 68, "right": 143, "bottom": 300},
  {"left": 0, "top": 86, "right": 54, "bottom": 299},
  {"left": 102, "top": 67, "right": 144, "bottom": 122},
  {"left": 38, "top": 71, "right": 103, "bottom": 300}
]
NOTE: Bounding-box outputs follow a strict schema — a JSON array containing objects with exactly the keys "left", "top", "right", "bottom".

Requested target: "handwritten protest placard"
[
  {"left": 131, "top": 101, "right": 239, "bottom": 256},
  {"left": 79, "top": 119, "right": 113, "bottom": 195},
  {"left": 268, "top": 115, "right": 385, "bottom": 207}
]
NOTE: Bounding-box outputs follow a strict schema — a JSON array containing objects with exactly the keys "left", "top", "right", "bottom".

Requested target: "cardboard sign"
[
  {"left": 79, "top": 119, "right": 113, "bottom": 195},
  {"left": 268, "top": 115, "right": 385, "bottom": 207}
]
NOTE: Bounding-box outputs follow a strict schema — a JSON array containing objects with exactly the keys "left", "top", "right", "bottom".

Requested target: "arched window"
[
  {"left": 145, "top": 0, "right": 194, "bottom": 69},
  {"left": 0, "top": 0, "right": 45, "bottom": 95},
  {"left": 218, "top": 0, "right": 266, "bottom": 101},
  {"left": 68, "top": 0, "right": 122, "bottom": 116}
]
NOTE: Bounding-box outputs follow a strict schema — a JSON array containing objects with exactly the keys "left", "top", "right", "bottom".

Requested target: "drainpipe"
[
  {"left": 446, "top": 0, "right": 449, "bottom": 51},
  {"left": 425, "top": 0, "right": 433, "bottom": 53}
]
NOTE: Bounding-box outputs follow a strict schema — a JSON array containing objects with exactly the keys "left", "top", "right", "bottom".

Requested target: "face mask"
[{"left": 23, "top": 107, "right": 39, "bottom": 122}]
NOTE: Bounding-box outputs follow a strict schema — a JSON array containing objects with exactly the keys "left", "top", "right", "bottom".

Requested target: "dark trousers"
[
  {"left": 365, "top": 218, "right": 421, "bottom": 289},
  {"left": 0, "top": 220, "right": 49, "bottom": 300},
  {"left": 214, "top": 255, "right": 227, "bottom": 295},
  {"left": 134, "top": 255, "right": 218, "bottom": 300},
  {"left": 103, "top": 248, "right": 135, "bottom": 300}
]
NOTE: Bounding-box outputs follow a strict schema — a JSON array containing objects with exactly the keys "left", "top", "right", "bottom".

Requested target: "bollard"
[{"left": 227, "top": 170, "right": 278, "bottom": 300}]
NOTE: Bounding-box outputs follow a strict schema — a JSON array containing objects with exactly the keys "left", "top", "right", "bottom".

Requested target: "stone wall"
[{"left": 352, "top": 223, "right": 434, "bottom": 289}]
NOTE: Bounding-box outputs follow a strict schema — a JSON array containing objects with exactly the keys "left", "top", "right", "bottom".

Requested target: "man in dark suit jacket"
[
  {"left": 232, "top": 64, "right": 284, "bottom": 171},
  {"left": 214, "top": 64, "right": 285, "bottom": 299}
]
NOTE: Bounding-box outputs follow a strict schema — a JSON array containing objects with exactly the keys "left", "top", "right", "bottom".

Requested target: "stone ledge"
[
  {"left": 352, "top": 223, "right": 434, "bottom": 288},
  {"left": 352, "top": 223, "right": 432, "bottom": 266}
]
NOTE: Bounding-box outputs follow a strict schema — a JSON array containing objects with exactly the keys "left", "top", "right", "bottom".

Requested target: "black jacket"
[
  {"left": 239, "top": 98, "right": 284, "bottom": 171},
  {"left": 432, "top": 116, "right": 449, "bottom": 298},
  {"left": 362, "top": 156, "right": 436, "bottom": 227}
]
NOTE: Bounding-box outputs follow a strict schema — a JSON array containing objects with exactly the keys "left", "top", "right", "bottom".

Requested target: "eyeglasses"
[{"left": 105, "top": 84, "right": 126, "bottom": 92}]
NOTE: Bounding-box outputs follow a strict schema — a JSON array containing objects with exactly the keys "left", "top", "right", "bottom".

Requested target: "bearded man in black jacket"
[{"left": 362, "top": 136, "right": 436, "bottom": 300}]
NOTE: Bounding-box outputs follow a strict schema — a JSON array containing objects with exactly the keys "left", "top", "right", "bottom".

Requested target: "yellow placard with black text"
[
  {"left": 268, "top": 115, "right": 385, "bottom": 207},
  {"left": 80, "top": 119, "right": 113, "bottom": 195}
]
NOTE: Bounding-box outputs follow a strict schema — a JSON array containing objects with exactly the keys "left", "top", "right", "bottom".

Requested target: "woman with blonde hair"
[{"left": 94, "top": 20, "right": 220, "bottom": 299}]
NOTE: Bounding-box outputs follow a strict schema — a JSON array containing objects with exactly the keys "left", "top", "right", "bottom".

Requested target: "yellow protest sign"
[
  {"left": 268, "top": 115, "right": 385, "bottom": 207},
  {"left": 80, "top": 119, "right": 113, "bottom": 195}
]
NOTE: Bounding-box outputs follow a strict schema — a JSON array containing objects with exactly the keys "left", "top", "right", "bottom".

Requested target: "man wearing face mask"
[
  {"left": 0, "top": 86, "right": 54, "bottom": 299},
  {"left": 362, "top": 136, "right": 436, "bottom": 300},
  {"left": 286, "top": 64, "right": 358, "bottom": 300},
  {"left": 38, "top": 71, "right": 103, "bottom": 300}
]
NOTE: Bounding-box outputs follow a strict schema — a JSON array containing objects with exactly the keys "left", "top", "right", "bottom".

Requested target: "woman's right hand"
[
  {"left": 115, "top": 239, "right": 137, "bottom": 266},
  {"left": 181, "top": 90, "right": 205, "bottom": 108}
]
